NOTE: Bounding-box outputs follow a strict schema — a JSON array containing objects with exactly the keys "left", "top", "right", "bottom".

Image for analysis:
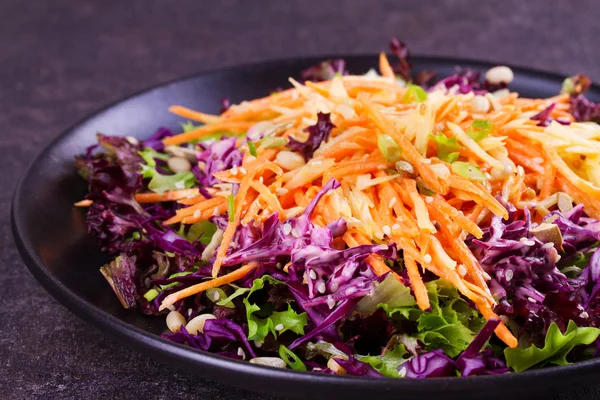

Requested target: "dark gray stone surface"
[{"left": 2, "top": 0, "right": 600, "bottom": 398}]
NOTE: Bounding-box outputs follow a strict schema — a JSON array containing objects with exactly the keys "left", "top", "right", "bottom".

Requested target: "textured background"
[{"left": 3, "top": 0, "right": 600, "bottom": 398}]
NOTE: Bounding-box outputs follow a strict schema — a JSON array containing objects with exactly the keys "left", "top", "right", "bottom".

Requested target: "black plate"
[{"left": 11, "top": 55, "right": 600, "bottom": 400}]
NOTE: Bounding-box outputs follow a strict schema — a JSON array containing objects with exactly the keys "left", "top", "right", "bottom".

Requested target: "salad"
[{"left": 75, "top": 39, "right": 600, "bottom": 378}]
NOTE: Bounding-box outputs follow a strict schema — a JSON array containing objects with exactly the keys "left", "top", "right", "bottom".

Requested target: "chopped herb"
[
  {"left": 160, "top": 271, "right": 193, "bottom": 290},
  {"left": 403, "top": 84, "right": 427, "bottom": 104},
  {"left": 247, "top": 141, "right": 257, "bottom": 157},
  {"left": 430, "top": 133, "right": 461, "bottom": 162},
  {"left": 452, "top": 161, "right": 486, "bottom": 182},
  {"left": 143, "top": 289, "right": 159, "bottom": 301},
  {"left": 377, "top": 134, "right": 402, "bottom": 163},
  {"left": 227, "top": 194, "right": 236, "bottom": 222},
  {"left": 279, "top": 345, "right": 307, "bottom": 371},
  {"left": 467, "top": 120, "right": 493, "bottom": 142}
]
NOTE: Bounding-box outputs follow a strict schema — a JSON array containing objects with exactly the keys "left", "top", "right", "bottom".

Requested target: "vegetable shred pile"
[{"left": 75, "top": 39, "right": 600, "bottom": 377}]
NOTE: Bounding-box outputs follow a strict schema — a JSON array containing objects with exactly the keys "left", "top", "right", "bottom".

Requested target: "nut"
[
  {"left": 249, "top": 357, "right": 287, "bottom": 368},
  {"left": 166, "top": 311, "right": 186, "bottom": 333},
  {"left": 485, "top": 66, "right": 514, "bottom": 85},
  {"left": 185, "top": 314, "right": 216, "bottom": 335}
]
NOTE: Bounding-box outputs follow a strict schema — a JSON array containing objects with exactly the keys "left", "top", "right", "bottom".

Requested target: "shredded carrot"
[
  {"left": 163, "top": 121, "right": 253, "bottom": 146},
  {"left": 159, "top": 263, "right": 258, "bottom": 311},
  {"left": 74, "top": 199, "right": 92, "bottom": 207},
  {"left": 168, "top": 105, "right": 220, "bottom": 124},
  {"left": 405, "top": 256, "right": 430, "bottom": 311},
  {"left": 378, "top": 52, "right": 395, "bottom": 79},
  {"left": 135, "top": 189, "right": 200, "bottom": 204}
]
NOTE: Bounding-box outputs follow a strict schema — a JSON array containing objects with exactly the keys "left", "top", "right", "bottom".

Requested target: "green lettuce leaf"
[
  {"left": 186, "top": 221, "right": 217, "bottom": 245},
  {"left": 505, "top": 321, "right": 600, "bottom": 372},
  {"left": 358, "top": 344, "right": 408, "bottom": 378},
  {"left": 138, "top": 148, "right": 196, "bottom": 193},
  {"left": 236, "top": 275, "right": 307, "bottom": 343},
  {"left": 378, "top": 279, "right": 486, "bottom": 357}
]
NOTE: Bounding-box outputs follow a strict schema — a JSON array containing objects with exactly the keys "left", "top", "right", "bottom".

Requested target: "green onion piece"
[
  {"left": 467, "top": 120, "right": 493, "bottom": 142},
  {"left": 429, "top": 133, "right": 461, "bottom": 162},
  {"left": 257, "top": 136, "right": 288, "bottom": 150},
  {"left": 247, "top": 141, "right": 257, "bottom": 157},
  {"left": 377, "top": 134, "right": 402, "bottom": 163},
  {"left": 143, "top": 289, "right": 159, "bottom": 301},
  {"left": 279, "top": 345, "right": 307, "bottom": 371},
  {"left": 227, "top": 194, "right": 235, "bottom": 223},
  {"left": 165, "top": 251, "right": 176, "bottom": 257},
  {"left": 403, "top": 84, "right": 427, "bottom": 104},
  {"left": 160, "top": 271, "right": 193, "bottom": 290},
  {"left": 451, "top": 161, "right": 486, "bottom": 182},
  {"left": 206, "top": 288, "right": 235, "bottom": 308},
  {"left": 416, "top": 181, "right": 435, "bottom": 196},
  {"left": 131, "top": 231, "right": 141, "bottom": 240}
]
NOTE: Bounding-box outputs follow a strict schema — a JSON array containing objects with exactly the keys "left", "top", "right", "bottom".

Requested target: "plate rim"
[{"left": 11, "top": 54, "right": 600, "bottom": 395}]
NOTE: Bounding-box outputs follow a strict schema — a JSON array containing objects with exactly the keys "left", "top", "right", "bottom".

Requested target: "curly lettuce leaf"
[
  {"left": 505, "top": 321, "right": 600, "bottom": 372},
  {"left": 358, "top": 344, "right": 408, "bottom": 378},
  {"left": 379, "top": 279, "right": 486, "bottom": 357},
  {"left": 225, "top": 275, "right": 307, "bottom": 343}
]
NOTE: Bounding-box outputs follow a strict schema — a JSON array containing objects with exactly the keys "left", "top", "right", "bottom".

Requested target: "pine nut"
[
  {"left": 185, "top": 314, "right": 216, "bottom": 335},
  {"left": 471, "top": 95, "right": 490, "bottom": 113},
  {"left": 249, "top": 357, "right": 287, "bottom": 368},
  {"left": 276, "top": 151, "right": 306, "bottom": 170},
  {"left": 485, "top": 66, "right": 514, "bottom": 85},
  {"left": 327, "top": 357, "right": 347, "bottom": 375},
  {"left": 166, "top": 311, "right": 186, "bottom": 333},
  {"left": 168, "top": 156, "right": 192, "bottom": 173}
]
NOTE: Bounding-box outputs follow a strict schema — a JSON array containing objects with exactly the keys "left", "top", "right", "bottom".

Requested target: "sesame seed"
[
  {"left": 580, "top": 311, "right": 590, "bottom": 319},
  {"left": 425, "top": 196, "right": 433, "bottom": 203},
  {"left": 542, "top": 242, "right": 553, "bottom": 249},
  {"left": 309, "top": 270, "right": 317, "bottom": 280},
  {"left": 259, "top": 176, "right": 264, "bottom": 184},
  {"left": 212, "top": 207, "right": 219, "bottom": 216},
  {"left": 424, "top": 254, "right": 432, "bottom": 264},
  {"left": 276, "top": 188, "right": 289, "bottom": 196},
  {"left": 174, "top": 180, "right": 186, "bottom": 189},
  {"left": 254, "top": 341, "right": 263, "bottom": 348},
  {"left": 283, "top": 223, "right": 292, "bottom": 235},
  {"left": 458, "top": 264, "right": 467, "bottom": 276},
  {"left": 330, "top": 283, "right": 339, "bottom": 292},
  {"left": 398, "top": 367, "right": 407, "bottom": 378},
  {"left": 382, "top": 225, "right": 391, "bottom": 236},
  {"left": 231, "top": 166, "right": 238, "bottom": 175},
  {"left": 345, "top": 287, "right": 356, "bottom": 296},
  {"left": 528, "top": 297, "right": 536, "bottom": 303},
  {"left": 392, "top": 224, "right": 401, "bottom": 231},
  {"left": 237, "top": 347, "right": 246, "bottom": 360},
  {"left": 193, "top": 210, "right": 201, "bottom": 218},
  {"left": 275, "top": 324, "right": 284, "bottom": 331},
  {"left": 327, "top": 297, "right": 336, "bottom": 309},
  {"left": 291, "top": 228, "right": 301, "bottom": 237},
  {"left": 389, "top": 198, "right": 397, "bottom": 208},
  {"left": 316, "top": 282, "right": 326, "bottom": 294},
  {"left": 505, "top": 269, "right": 514, "bottom": 282},
  {"left": 239, "top": 167, "right": 247, "bottom": 174}
]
